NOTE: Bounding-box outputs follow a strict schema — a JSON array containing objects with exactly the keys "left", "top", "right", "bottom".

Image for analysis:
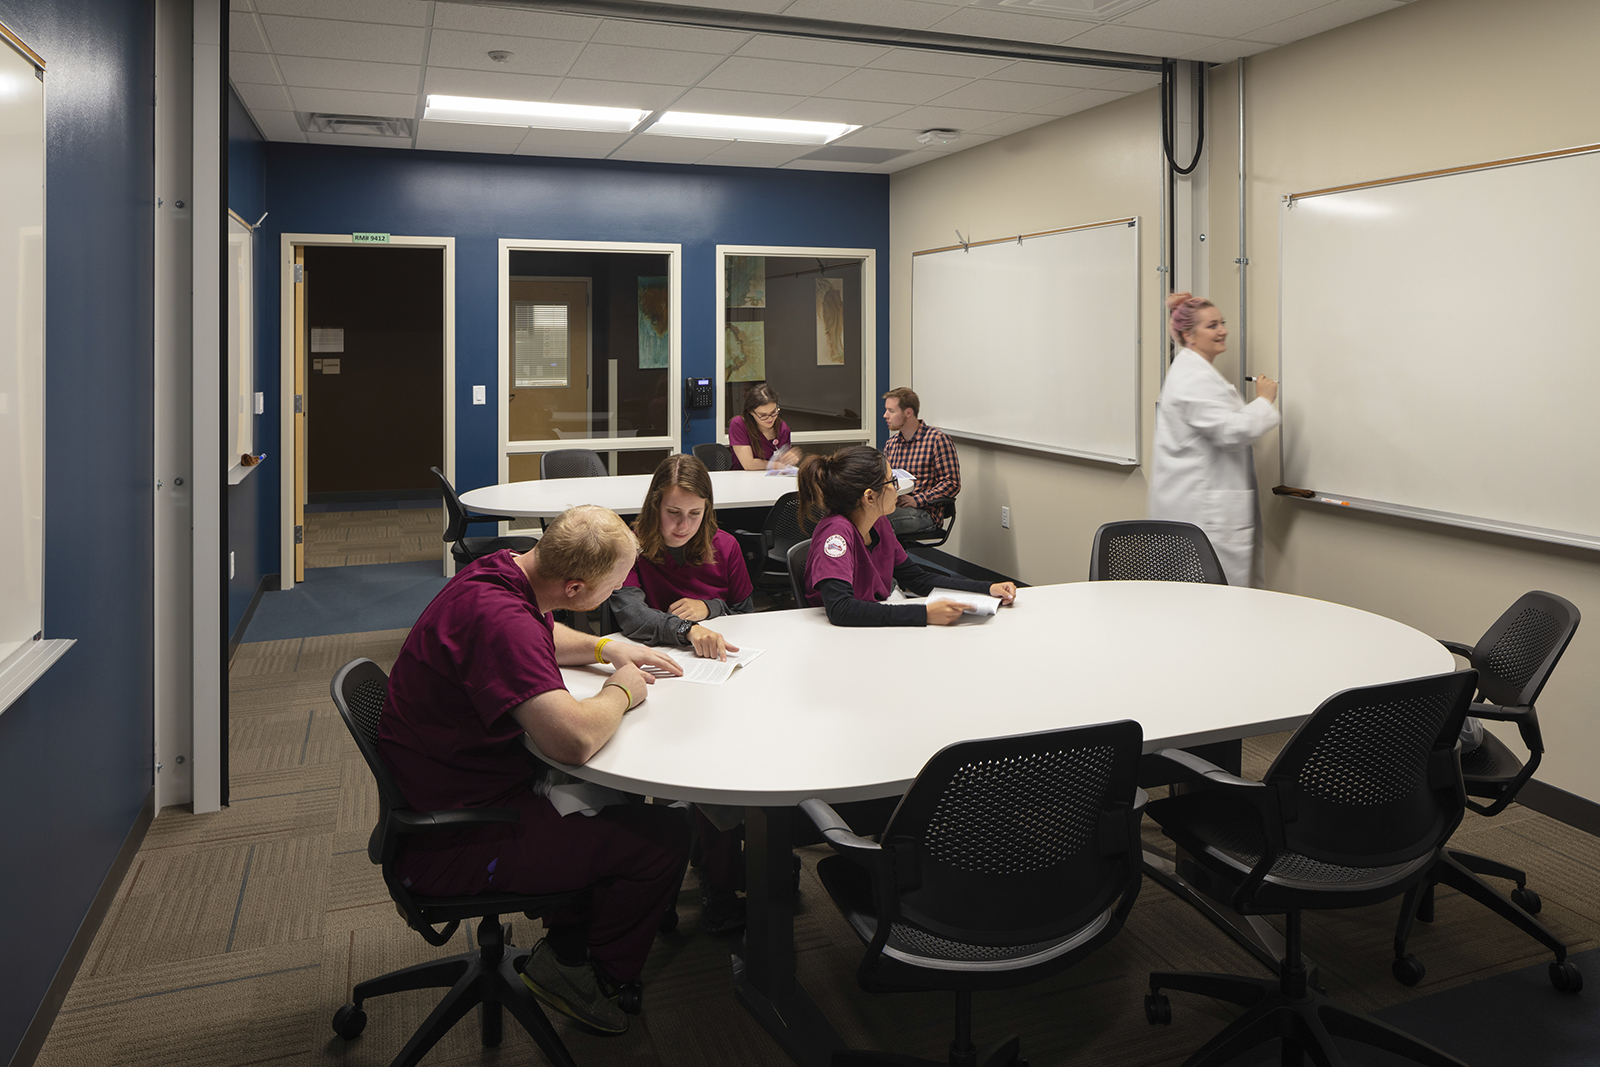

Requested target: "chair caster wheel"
[
  {"left": 659, "top": 907, "right": 679, "bottom": 933},
  {"left": 1511, "top": 886, "right": 1542, "bottom": 914},
  {"left": 1550, "top": 961, "right": 1583, "bottom": 993},
  {"left": 1144, "top": 993, "right": 1171, "bottom": 1025},
  {"left": 1392, "top": 954, "right": 1426, "bottom": 986},
  {"left": 332, "top": 1003, "right": 368, "bottom": 1040},
  {"left": 617, "top": 982, "right": 643, "bottom": 1014}
]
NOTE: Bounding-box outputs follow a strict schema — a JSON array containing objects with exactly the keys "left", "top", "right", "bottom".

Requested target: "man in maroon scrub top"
[{"left": 379, "top": 505, "right": 689, "bottom": 1034}]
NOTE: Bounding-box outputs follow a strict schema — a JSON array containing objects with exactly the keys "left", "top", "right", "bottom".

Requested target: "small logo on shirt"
[{"left": 823, "top": 534, "right": 848, "bottom": 558}]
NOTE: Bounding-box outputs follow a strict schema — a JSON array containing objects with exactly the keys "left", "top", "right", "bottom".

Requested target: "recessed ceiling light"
[
  {"left": 645, "top": 111, "right": 859, "bottom": 145},
  {"left": 424, "top": 95, "right": 645, "bottom": 133}
]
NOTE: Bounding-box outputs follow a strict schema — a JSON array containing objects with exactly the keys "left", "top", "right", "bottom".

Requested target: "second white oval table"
[{"left": 460, "top": 468, "right": 795, "bottom": 519}]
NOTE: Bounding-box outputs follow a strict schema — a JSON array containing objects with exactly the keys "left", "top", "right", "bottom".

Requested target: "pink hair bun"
[{"left": 1166, "top": 291, "right": 1195, "bottom": 311}]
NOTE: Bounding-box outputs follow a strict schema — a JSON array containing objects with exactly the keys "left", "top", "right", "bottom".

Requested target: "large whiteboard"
[
  {"left": 1280, "top": 146, "right": 1600, "bottom": 549},
  {"left": 911, "top": 218, "right": 1140, "bottom": 466}
]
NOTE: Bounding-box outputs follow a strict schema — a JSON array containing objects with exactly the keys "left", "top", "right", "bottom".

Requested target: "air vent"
[
  {"left": 298, "top": 112, "right": 415, "bottom": 138},
  {"left": 800, "top": 146, "right": 911, "bottom": 164}
]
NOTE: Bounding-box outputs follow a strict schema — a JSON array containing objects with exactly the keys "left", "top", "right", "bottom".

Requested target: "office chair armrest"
[
  {"left": 1439, "top": 639, "right": 1475, "bottom": 660},
  {"left": 390, "top": 807, "right": 522, "bottom": 835},
  {"left": 1470, "top": 702, "right": 1544, "bottom": 753},
  {"left": 799, "top": 798, "right": 882, "bottom": 856},
  {"left": 1146, "top": 748, "right": 1261, "bottom": 790}
]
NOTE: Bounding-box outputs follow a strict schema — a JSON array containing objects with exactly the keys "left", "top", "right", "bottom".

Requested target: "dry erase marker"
[{"left": 1320, "top": 497, "right": 1351, "bottom": 507}]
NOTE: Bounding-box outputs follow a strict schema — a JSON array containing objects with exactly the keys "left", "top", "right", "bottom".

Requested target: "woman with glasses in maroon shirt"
[{"left": 728, "top": 382, "right": 802, "bottom": 471}]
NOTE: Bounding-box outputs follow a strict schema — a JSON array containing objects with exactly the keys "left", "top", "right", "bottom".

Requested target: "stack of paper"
[
  {"left": 658, "top": 645, "right": 767, "bottom": 685},
  {"left": 925, "top": 588, "right": 1001, "bottom": 615}
]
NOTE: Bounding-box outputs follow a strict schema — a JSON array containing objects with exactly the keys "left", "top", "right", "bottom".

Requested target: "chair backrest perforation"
[
  {"left": 540, "top": 448, "right": 607, "bottom": 480},
  {"left": 1484, "top": 606, "right": 1562, "bottom": 694},
  {"left": 1295, "top": 691, "right": 1454, "bottom": 806},
  {"left": 768, "top": 493, "right": 805, "bottom": 554},
  {"left": 1090, "top": 521, "right": 1227, "bottom": 584},
  {"left": 349, "top": 679, "right": 386, "bottom": 746}
]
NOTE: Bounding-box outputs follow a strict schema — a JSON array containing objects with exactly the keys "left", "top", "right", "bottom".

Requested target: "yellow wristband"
[
  {"left": 594, "top": 638, "right": 612, "bottom": 664},
  {"left": 602, "top": 681, "right": 633, "bottom": 709}
]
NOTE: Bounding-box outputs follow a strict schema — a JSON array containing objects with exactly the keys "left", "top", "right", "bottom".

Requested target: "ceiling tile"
[
  {"left": 1097, "top": 70, "right": 1161, "bottom": 92},
  {"left": 303, "top": 131, "right": 411, "bottom": 148},
  {"left": 779, "top": 0, "right": 952, "bottom": 31},
  {"left": 1029, "top": 87, "right": 1127, "bottom": 116},
  {"left": 925, "top": 78, "right": 1075, "bottom": 112},
  {"left": 832, "top": 126, "right": 928, "bottom": 150},
  {"left": 231, "top": 0, "right": 253, "bottom": 10},
  {"left": 230, "top": 11, "right": 271, "bottom": 53},
  {"left": 426, "top": 29, "right": 585, "bottom": 77},
  {"left": 653, "top": 0, "right": 790, "bottom": 9},
  {"left": 669, "top": 87, "right": 809, "bottom": 118},
  {"left": 276, "top": 55, "right": 418, "bottom": 94},
  {"left": 248, "top": 109, "right": 307, "bottom": 141},
  {"left": 416, "top": 121, "right": 525, "bottom": 153},
  {"left": 967, "top": 111, "right": 1060, "bottom": 137},
  {"left": 876, "top": 104, "right": 1011, "bottom": 131},
  {"left": 288, "top": 86, "right": 418, "bottom": 118},
  {"left": 422, "top": 67, "right": 563, "bottom": 102},
  {"left": 430, "top": 3, "right": 599, "bottom": 42},
  {"left": 1115, "top": 0, "right": 1328, "bottom": 39},
  {"left": 516, "top": 127, "right": 634, "bottom": 152},
  {"left": 253, "top": 0, "right": 428, "bottom": 25},
  {"left": 920, "top": 133, "right": 997, "bottom": 152},
  {"left": 986, "top": 60, "right": 1123, "bottom": 89},
  {"left": 780, "top": 98, "right": 911, "bottom": 126},
  {"left": 928, "top": 7, "right": 1094, "bottom": 44},
  {"left": 235, "top": 80, "right": 295, "bottom": 111},
  {"left": 259, "top": 15, "right": 426, "bottom": 63},
  {"left": 780, "top": 158, "right": 871, "bottom": 172},
  {"left": 699, "top": 57, "right": 853, "bottom": 97},
  {"left": 513, "top": 144, "right": 616, "bottom": 159},
  {"left": 608, "top": 136, "right": 726, "bottom": 164},
  {"left": 814, "top": 68, "right": 970, "bottom": 106},
  {"left": 866, "top": 49, "right": 1011, "bottom": 79},
  {"left": 550, "top": 78, "right": 686, "bottom": 110},
  {"left": 697, "top": 141, "right": 813, "bottom": 166},
  {"left": 1063, "top": 23, "right": 1227, "bottom": 57},
  {"left": 1180, "top": 37, "right": 1278, "bottom": 63},
  {"left": 566, "top": 43, "right": 724, "bottom": 85},
  {"left": 733, "top": 34, "right": 888, "bottom": 68},
  {"left": 1249, "top": 0, "right": 1406, "bottom": 46},
  {"left": 229, "top": 50, "right": 281, "bottom": 83},
  {"left": 589, "top": 19, "right": 749, "bottom": 54}
]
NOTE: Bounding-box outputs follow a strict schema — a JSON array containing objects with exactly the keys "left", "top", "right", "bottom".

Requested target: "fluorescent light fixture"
[
  {"left": 424, "top": 95, "right": 645, "bottom": 133},
  {"left": 645, "top": 111, "right": 858, "bottom": 145}
]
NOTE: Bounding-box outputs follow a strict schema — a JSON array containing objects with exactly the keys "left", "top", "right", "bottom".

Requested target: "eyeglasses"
[{"left": 753, "top": 408, "right": 781, "bottom": 421}]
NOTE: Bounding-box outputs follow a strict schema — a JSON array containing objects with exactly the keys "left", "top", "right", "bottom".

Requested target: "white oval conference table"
[
  {"left": 460, "top": 468, "right": 794, "bottom": 519},
  {"left": 535, "top": 581, "right": 1455, "bottom": 1067}
]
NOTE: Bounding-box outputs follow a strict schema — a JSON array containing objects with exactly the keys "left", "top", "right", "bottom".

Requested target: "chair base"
[
  {"left": 1148, "top": 970, "right": 1466, "bottom": 1067},
  {"left": 336, "top": 916, "right": 576, "bottom": 1067}
]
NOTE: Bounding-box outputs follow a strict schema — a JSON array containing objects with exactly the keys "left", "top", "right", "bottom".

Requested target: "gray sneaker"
[{"left": 519, "top": 940, "right": 629, "bottom": 1034}]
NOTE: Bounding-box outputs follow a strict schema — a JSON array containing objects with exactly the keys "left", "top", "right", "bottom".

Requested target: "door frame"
[
  {"left": 278, "top": 234, "right": 457, "bottom": 589},
  {"left": 497, "top": 238, "right": 682, "bottom": 486}
]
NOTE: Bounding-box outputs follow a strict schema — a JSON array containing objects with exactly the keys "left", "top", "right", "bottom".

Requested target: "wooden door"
[{"left": 508, "top": 279, "right": 590, "bottom": 458}]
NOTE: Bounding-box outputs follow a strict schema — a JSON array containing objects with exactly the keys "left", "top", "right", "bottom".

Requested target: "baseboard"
[
  {"left": 7, "top": 788, "right": 155, "bottom": 1067},
  {"left": 228, "top": 573, "right": 279, "bottom": 663},
  {"left": 1517, "top": 778, "right": 1600, "bottom": 839}
]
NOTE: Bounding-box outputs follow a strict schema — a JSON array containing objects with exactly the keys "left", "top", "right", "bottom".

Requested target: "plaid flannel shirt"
[{"left": 883, "top": 424, "right": 960, "bottom": 522}]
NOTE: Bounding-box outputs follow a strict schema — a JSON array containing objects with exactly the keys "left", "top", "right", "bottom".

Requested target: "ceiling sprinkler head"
[
  {"left": 917, "top": 128, "right": 960, "bottom": 146},
  {"left": 487, "top": 50, "right": 514, "bottom": 64}
]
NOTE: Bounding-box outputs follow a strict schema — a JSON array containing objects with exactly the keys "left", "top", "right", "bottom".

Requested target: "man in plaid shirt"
[{"left": 881, "top": 387, "right": 960, "bottom": 536}]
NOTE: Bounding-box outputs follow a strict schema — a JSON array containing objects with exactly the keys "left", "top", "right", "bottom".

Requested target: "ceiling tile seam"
[
  {"left": 246, "top": 5, "right": 291, "bottom": 92},
  {"left": 410, "top": 3, "right": 437, "bottom": 150}
]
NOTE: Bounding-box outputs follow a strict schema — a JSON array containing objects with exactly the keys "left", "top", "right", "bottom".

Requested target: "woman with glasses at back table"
[
  {"left": 799, "top": 445, "right": 1017, "bottom": 626},
  {"left": 729, "top": 382, "right": 802, "bottom": 471}
]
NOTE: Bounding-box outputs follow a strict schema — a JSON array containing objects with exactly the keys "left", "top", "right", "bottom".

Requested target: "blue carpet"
[{"left": 242, "top": 561, "right": 447, "bottom": 641}]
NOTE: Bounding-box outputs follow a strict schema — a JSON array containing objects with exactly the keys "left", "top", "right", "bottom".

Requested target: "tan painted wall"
[{"left": 889, "top": 0, "right": 1600, "bottom": 802}]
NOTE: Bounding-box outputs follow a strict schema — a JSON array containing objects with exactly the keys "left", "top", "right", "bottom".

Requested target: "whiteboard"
[
  {"left": 911, "top": 218, "right": 1140, "bottom": 465},
  {"left": 1280, "top": 145, "right": 1600, "bottom": 549}
]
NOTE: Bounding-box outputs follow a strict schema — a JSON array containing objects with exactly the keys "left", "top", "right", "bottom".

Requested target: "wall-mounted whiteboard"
[
  {"left": 911, "top": 218, "right": 1140, "bottom": 466},
  {"left": 0, "top": 26, "right": 72, "bottom": 714},
  {"left": 1280, "top": 144, "right": 1600, "bottom": 550}
]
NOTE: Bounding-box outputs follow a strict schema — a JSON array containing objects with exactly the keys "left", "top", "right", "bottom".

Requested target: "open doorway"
[{"left": 279, "top": 235, "right": 456, "bottom": 588}]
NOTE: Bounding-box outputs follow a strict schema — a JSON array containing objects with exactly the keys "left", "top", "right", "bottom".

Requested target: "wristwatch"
[{"left": 675, "top": 617, "right": 695, "bottom": 642}]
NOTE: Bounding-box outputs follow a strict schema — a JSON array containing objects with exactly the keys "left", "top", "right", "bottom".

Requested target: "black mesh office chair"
[
  {"left": 431, "top": 466, "right": 537, "bottom": 570},
  {"left": 328, "top": 659, "right": 583, "bottom": 1067},
  {"left": 1089, "top": 520, "right": 1227, "bottom": 584},
  {"left": 539, "top": 448, "right": 607, "bottom": 480},
  {"left": 692, "top": 442, "right": 735, "bottom": 472},
  {"left": 734, "top": 492, "right": 806, "bottom": 602},
  {"left": 1391, "top": 590, "right": 1582, "bottom": 991},
  {"left": 802, "top": 721, "right": 1145, "bottom": 1067},
  {"left": 895, "top": 497, "right": 957, "bottom": 550},
  {"left": 1142, "top": 670, "right": 1479, "bottom": 1067},
  {"left": 786, "top": 539, "right": 810, "bottom": 608}
]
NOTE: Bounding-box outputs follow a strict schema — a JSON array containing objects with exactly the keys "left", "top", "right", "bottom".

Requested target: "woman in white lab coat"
[{"left": 1147, "top": 293, "right": 1280, "bottom": 587}]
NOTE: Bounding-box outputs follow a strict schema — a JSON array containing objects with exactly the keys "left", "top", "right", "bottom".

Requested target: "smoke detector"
[
  {"left": 917, "top": 129, "right": 960, "bottom": 146},
  {"left": 487, "top": 50, "right": 514, "bottom": 63}
]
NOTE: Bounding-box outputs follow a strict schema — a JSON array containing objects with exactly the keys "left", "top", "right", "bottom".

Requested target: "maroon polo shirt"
[
  {"left": 378, "top": 550, "right": 566, "bottom": 816},
  {"left": 804, "top": 513, "right": 905, "bottom": 607},
  {"left": 728, "top": 416, "right": 793, "bottom": 469},
  {"left": 626, "top": 528, "right": 753, "bottom": 609}
]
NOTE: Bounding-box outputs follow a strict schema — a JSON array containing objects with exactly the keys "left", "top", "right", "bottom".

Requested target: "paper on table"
[
  {"left": 659, "top": 645, "right": 767, "bottom": 684},
  {"left": 927, "top": 588, "right": 1000, "bottom": 615}
]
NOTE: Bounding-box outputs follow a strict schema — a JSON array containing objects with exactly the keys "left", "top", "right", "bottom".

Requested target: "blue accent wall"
[
  {"left": 0, "top": 0, "right": 156, "bottom": 1062},
  {"left": 256, "top": 144, "right": 890, "bottom": 515},
  {"left": 227, "top": 86, "right": 269, "bottom": 637}
]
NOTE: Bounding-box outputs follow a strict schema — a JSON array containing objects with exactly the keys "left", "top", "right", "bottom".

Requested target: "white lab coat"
[{"left": 1148, "top": 348, "right": 1281, "bottom": 587}]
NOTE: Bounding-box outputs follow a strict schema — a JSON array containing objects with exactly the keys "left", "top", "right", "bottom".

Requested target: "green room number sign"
[{"left": 352, "top": 232, "right": 391, "bottom": 244}]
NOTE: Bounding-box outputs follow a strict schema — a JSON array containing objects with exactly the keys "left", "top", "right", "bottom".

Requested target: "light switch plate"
[
  {"left": 254, "top": 391, "right": 264, "bottom": 415},
  {"left": 472, "top": 385, "right": 486, "bottom": 405}
]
